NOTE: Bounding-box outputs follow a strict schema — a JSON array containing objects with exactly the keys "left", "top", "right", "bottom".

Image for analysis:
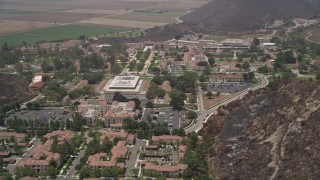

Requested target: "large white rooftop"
[
  {"left": 103, "top": 76, "right": 144, "bottom": 93},
  {"left": 108, "top": 76, "right": 140, "bottom": 89}
]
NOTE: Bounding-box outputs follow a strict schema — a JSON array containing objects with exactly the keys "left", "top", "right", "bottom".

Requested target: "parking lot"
[
  {"left": 5, "top": 107, "right": 75, "bottom": 122},
  {"left": 207, "top": 82, "right": 253, "bottom": 94},
  {"left": 154, "top": 109, "right": 186, "bottom": 130}
]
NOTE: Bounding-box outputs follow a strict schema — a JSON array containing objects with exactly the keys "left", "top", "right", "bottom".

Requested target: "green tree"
[
  {"left": 253, "top": 37, "right": 260, "bottom": 46},
  {"left": 242, "top": 61, "right": 250, "bottom": 70},
  {"left": 79, "top": 165, "right": 91, "bottom": 179},
  {"left": 112, "top": 64, "right": 122, "bottom": 75},
  {"left": 170, "top": 97, "right": 185, "bottom": 111},
  {"left": 206, "top": 91, "right": 213, "bottom": 99},
  {"left": 208, "top": 56, "right": 216, "bottom": 66},
  {"left": 101, "top": 137, "right": 113, "bottom": 153},
  {"left": 146, "top": 101, "right": 154, "bottom": 108}
]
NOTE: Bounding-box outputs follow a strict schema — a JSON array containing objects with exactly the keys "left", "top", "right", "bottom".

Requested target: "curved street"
[{"left": 185, "top": 74, "right": 269, "bottom": 134}]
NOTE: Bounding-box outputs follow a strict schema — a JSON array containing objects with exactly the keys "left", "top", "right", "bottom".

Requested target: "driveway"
[{"left": 125, "top": 139, "right": 146, "bottom": 177}]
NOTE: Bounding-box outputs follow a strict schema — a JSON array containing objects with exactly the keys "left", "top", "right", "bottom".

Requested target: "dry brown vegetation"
[{"left": 200, "top": 80, "right": 320, "bottom": 179}]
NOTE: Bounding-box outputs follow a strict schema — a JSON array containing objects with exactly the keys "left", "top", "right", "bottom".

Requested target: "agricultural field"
[
  {"left": 0, "top": 24, "right": 126, "bottom": 46},
  {"left": 0, "top": 0, "right": 206, "bottom": 44}
]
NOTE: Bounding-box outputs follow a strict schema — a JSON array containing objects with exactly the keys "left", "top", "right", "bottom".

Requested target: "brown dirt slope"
[
  {"left": 180, "top": 0, "right": 320, "bottom": 32},
  {"left": 0, "top": 74, "right": 31, "bottom": 106},
  {"left": 200, "top": 80, "right": 320, "bottom": 179}
]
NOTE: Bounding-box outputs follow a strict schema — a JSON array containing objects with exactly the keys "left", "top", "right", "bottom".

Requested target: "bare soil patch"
[
  {"left": 0, "top": 20, "right": 54, "bottom": 35},
  {"left": 111, "top": 14, "right": 176, "bottom": 24},
  {"left": 2, "top": 12, "right": 105, "bottom": 23},
  {"left": 81, "top": 18, "right": 166, "bottom": 28},
  {"left": 202, "top": 93, "right": 232, "bottom": 109}
]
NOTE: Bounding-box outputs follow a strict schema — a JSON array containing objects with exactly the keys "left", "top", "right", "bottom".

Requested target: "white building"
[{"left": 101, "top": 76, "right": 148, "bottom": 103}]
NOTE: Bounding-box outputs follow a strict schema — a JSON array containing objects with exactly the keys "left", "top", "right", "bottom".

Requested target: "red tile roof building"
[
  {"left": 17, "top": 131, "right": 74, "bottom": 174},
  {"left": 142, "top": 162, "right": 187, "bottom": 178},
  {"left": 0, "top": 132, "right": 27, "bottom": 142},
  {"left": 88, "top": 141, "right": 129, "bottom": 170}
]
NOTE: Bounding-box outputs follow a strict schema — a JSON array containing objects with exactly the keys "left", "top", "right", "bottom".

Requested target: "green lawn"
[
  {"left": 0, "top": 24, "right": 126, "bottom": 46},
  {"left": 208, "top": 35, "right": 228, "bottom": 42},
  {"left": 129, "top": 11, "right": 186, "bottom": 17}
]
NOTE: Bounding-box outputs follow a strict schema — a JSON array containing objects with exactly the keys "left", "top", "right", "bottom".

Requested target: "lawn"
[
  {"left": 0, "top": 24, "right": 126, "bottom": 46},
  {"left": 129, "top": 11, "right": 186, "bottom": 17},
  {"left": 208, "top": 35, "right": 228, "bottom": 42}
]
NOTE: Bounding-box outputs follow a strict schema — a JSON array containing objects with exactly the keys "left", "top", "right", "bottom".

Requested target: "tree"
[
  {"left": 242, "top": 61, "right": 250, "bottom": 70},
  {"left": 170, "top": 97, "right": 185, "bottom": 111},
  {"left": 15, "top": 166, "right": 35, "bottom": 179},
  {"left": 146, "top": 101, "right": 154, "bottom": 108},
  {"left": 202, "top": 66, "right": 211, "bottom": 76},
  {"left": 171, "top": 128, "right": 186, "bottom": 136},
  {"left": 208, "top": 56, "right": 215, "bottom": 66},
  {"left": 197, "top": 61, "right": 208, "bottom": 66},
  {"left": 253, "top": 37, "right": 260, "bottom": 46},
  {"left": 206, "top": 91, "right": 213, "bottom": 99},
  {"left": 243, "top": 73, "right": 249, "bottom": 81},
  {"left": 79, "top": 165, "right": 91, "bottom": 179},
  {"left": 248, "top": 72, "right": 255, "bottom": 81},
  {"left": 44, "top": 166, "right": 57, "bottom": 177},
  {"left": 257, "top": 66, "right": 270, "bottom": 74},
  {"left": 187, "top": 111, "right": 197, "bottom": 120},
  {"left": 101, "top": 137, "right": 113, "bottom": 153},
  {"left": 111, "top": 64, "right": 122, "bottom": 75},
  {"left": 15, "top": 62, "right": 23, "bottom": 72},
  {"left": 113, "top": 92, "right": 128, "bottom": 102}
]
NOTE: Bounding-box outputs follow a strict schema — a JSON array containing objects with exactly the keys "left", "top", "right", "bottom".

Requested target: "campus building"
[
  {"left": 104, "top": 101, "right": 140, "bottom": 129},
  {"left": 101, "top": 76, "right": 148, "bottom": 103},
  {"left": 77, "top": 99, "right": 111, "bottom": 124}
]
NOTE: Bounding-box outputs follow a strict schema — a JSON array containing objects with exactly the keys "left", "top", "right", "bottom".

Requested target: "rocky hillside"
[
  {"left": 0, "top": 74, "right": 32, "bottom": 106},
  {"left": 180, "top": 0, "right": 320, "bottom": 32},
  {"left": 200, "top": 80, "right": 320, "bottom": 179}
]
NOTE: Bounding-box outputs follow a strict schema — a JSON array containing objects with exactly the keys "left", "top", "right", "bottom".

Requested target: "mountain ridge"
[{"left": 180, "top": 0, "right": 320, "bottom": 32}]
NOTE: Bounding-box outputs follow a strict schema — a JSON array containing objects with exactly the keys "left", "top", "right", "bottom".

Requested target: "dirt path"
[{"left": 305, "top": 30, "right": 320, "bottom": 44}]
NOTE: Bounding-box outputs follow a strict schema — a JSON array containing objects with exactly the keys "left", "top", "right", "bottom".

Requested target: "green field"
[
  {"left": 129, "top": 11, "right": 186, "bottom": 17},
  {"left": 0, "top": 24, "right": 126, "bottom": 46},
  {"left": 0, "top": 9, "right": 41, "bottom": 16},
  {"left": 208, "top": 35, "right": 228, "bottom": 41}
]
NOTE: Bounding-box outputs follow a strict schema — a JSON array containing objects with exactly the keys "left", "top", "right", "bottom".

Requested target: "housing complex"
[{"left": 17, "top": 130, "right": 74, "bottom": 174}]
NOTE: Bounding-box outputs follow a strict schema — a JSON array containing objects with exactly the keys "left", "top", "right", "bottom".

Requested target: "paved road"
[
  {"left": 66, "top": 132, "right": 92, "bottom": 179},
  {"left": 185, "top": 74, "right": 269, "bottom": 133},
  {"left": 141, "top": 51, "right": 154, "bottom": 75},
  {"left": 197, "top": 85, "right": 204, "bottom": 111},
  {"left": 125, "top": 139, "right": 146, "bottom": 177}
]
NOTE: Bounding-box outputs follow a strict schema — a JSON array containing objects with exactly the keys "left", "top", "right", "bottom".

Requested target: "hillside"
[
  {"left": 0, "top": 74, "right": 32, "bottom": 106},
  {"left": 180, "top": 0, "right": 320, "bottom": 32},
  {"left": 200, "top": 80, "right": 320, "bottom": 179}
]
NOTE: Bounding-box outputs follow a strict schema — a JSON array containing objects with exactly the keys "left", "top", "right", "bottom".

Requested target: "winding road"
[{"left": 185, "top": 74, "right": 269, "bottom": 133}]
